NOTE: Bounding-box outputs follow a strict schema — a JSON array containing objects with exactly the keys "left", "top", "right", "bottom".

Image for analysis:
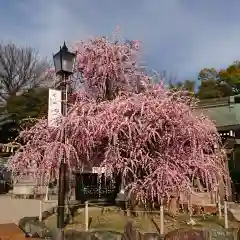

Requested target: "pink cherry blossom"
[{"left": 7, "top": 35, "right": 229, "bottom": 204}]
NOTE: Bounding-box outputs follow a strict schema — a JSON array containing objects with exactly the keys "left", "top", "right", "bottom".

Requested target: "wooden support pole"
[
  {"left": 39, "top": 200, "right": 43, "bottom": 222},
  {"left": 224, "top": 201, "right": 228, "bottom": 229},
  {"left": 160, "top": 204, "right": 164, "bottom": 235},
  {"left": 218, "top": 194, "right": 222, "bottom": 219},
  {"left": 85, "top": 201, "right": 89, "bottom": 231}
]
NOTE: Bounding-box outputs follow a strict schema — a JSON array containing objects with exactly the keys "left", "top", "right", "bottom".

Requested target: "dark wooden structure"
[
  {"left": 75, "top": 171, "right": 117, "bottom": 203},
  {"left": 198, "top": 95, "right": 240, "bottom": 201}
]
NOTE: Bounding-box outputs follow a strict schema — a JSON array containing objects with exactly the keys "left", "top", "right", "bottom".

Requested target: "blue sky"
[{"left": 0, "top": 0, "right": 240, "bottom": 82}]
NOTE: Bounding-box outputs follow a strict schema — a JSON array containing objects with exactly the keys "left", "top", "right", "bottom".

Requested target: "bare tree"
[
  {"left": 157, "top": 70, "right": 178, "bottom": 87},
  {"left": 0, "top": 43, "right": 51, "bottom": 101}
]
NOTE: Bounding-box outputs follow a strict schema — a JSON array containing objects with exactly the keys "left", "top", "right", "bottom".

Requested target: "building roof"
[{"left": 198, "top": 95, "right": 240, "bottom": 131}]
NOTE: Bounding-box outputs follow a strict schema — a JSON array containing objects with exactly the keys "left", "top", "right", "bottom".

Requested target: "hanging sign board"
[
  {"left": 92, "top": 167, "right": 106, "bottom": 174},
  {"left": 48, "top": 88, "right": 62, "bottom": 127}
]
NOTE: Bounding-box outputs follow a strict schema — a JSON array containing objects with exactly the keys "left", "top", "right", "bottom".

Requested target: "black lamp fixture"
[{"left": 53, "top": 42, "right": 76, "bottom": 77}]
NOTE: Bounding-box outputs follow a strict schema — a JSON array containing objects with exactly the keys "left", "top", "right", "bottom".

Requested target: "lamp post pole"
[
  {"left": 57, "top": 77, "right": 67, "bottom": 239},
  {"left": 53, "top": 42, "right": 76, "bottom": 240}
]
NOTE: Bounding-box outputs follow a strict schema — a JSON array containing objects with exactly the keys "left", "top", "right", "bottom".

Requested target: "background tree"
[
  {"left": 0, "top": 87, "right": 48, "bottom": 143},
  {"left": 197, "top": 63, "right": 240, "bottom": 99},
  {"left": 218, "top": 61, "right": 240, "bottom": 95},
  {"left": 197, "top": 79, "right": 224, "bottom": 100},
  {"left": 169, "top": 81, "right": 182, "bottom": 90},
  {"left": 170, "top": 80, "right": 196, "bottom": 93},
  {"left": 197, "top": 68, "right": 222, "bottom": 99},
  {"left": 183, "top": 80, "right": 196, "bottom": 92},
  {"left": 0, "top": 113, "right": 18, "bottom": 143},
  {"left": 198, "top": 68, "right": 218, "bottom": 82},
  {"left": 0, "top": 43, "right": 50, "bottom": 101},
  {"left": 5, "top": 87, "right": 48, "bottom": 120}
]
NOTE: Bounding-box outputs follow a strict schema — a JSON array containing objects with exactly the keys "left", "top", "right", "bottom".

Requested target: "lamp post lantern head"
[{"left": 53, "top": 42, "right": 76, "bottom": 77}]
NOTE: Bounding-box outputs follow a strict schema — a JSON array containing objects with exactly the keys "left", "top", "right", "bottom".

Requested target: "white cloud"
[{"left": 1, "top": 0, "right": 240, "bottom": 80}]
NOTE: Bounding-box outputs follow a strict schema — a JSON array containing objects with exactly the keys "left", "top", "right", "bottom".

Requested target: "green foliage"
[
  {"left": 0, "top": 113, "right": 18, "bottom": 143},
  {"left": 218, "top": 61, "right": 240, "bottom": 94},
  {"left": 6, "top": 88, "right": 48, "bottom": 120},
  {"left": 197, "top": 79, "right": 223, "bottom": 100},
  {"left": 0, "top": 113, "right": 14, "bottom": 129},
  {"left": 198, "top": 68, "right": 218, "bottom": 82},
  {"left": 169, "top": 80, "right": 196, "bottom": 97},
  {"left": 183, "top": 80, "right": 196, "bottom": 93},
  {"left": 0, "top": 88, "right": 48, "bottom": 143},
  {"left": 169, "top": 62, "right": 240, "bottom": 100},
  {"left": 197, "top": 62, "right": 240, "bottom": 99}
]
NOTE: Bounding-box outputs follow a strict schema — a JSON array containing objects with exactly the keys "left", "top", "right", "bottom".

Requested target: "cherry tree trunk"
[{"left": 168, "top": 196, "right": 179, "bottom": 216}]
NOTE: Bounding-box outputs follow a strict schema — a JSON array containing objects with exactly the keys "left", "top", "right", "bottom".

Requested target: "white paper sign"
[
  {"left": 92, "top": 167, "right": 106, "bottom": 174},
  {"left": 48, "top": 88, "right": 62, "bottom": 127}
]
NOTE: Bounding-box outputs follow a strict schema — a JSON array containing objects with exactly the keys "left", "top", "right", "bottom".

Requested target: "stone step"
[
  {"left": 217, "top": 202, "right": 240, "bottom": 222},
  {"left": 228, "top": 202, "right": 240, "bottom": 209},
  {"left": 228, "top": 208, "right": 240, "bottom": 222}
]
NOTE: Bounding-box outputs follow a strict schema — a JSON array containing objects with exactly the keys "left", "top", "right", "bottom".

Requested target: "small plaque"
[{"left": 209, "top": 229, "right": 236, "bottom": 240}]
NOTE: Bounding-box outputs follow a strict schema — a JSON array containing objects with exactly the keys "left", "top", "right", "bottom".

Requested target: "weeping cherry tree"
[{"left": 7, "top": 36, "right": 229, "bottom": 209}]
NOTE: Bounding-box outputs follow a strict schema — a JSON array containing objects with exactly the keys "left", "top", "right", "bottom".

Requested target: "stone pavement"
[
  {"left": 0, "top": 195, "right": 57, "bottom": 224},
  {"left": 228, "top": 202, "right": 240, "bottom": 222}
]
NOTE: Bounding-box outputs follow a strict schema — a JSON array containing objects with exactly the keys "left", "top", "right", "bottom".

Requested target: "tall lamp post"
[{"left": 53, "top": 42, "right": 76, "bottom": 240}]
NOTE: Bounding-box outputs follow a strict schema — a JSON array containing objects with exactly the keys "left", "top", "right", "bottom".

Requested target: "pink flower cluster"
[{"left": 7, "top": 35, "right": 229, "bottom": 203}]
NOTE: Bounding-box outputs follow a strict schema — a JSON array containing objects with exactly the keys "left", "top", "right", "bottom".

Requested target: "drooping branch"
[{"left": 7, "top": 34, "right": 230, "bottom": 205}]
